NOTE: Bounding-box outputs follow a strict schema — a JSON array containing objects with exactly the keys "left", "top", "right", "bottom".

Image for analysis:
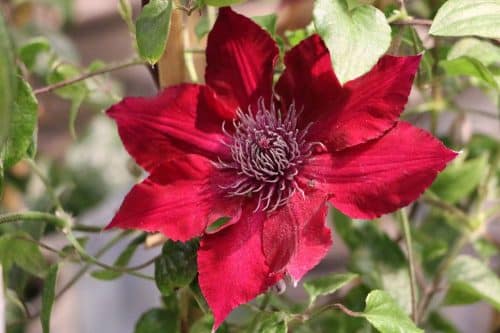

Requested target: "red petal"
[
  {"left": 276, "top": 37, "right": 421, "bottom": 150},
  {"left": 262, "top": 191, "right": 328, "bottom": 273},
  {"left": 300, "top": 122, "right": 458, "bottom": 219},
  {"left": 287, "top": 201, "right": 331, "bottom": 283},
  {"left": 275, "top": 34, "right": 342, "bottom": 128},
  {"left": 198, "top": 209, "right": 281, "bottom": 329},
  {"left": 106, "top": 155, "right": 241, "bottom": 241},
  {"left": 107, "top": 84, "right": 233, "bottom": 172},
  {"left": 205, "top": 7, "right": 278, "bottom": 111}
]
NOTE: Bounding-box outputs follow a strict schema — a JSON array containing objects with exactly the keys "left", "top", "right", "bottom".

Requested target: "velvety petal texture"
[
  {"left": 277, "top": 35, "right": 421, "bottom": 151},
  {"left": 198, "top": 209, "right": 282, "bottom": 329},
  {"left": 300, "top": 122, "right": 458, "bottom": 218},
  {"left": 107, "top": 84, "right": 233, "bottom": 172},
  {"left": 205, "top": 8, "right": 279, "bottom": 111},
  {"left": 107, "top": 155, "right": 241, "bottom": 241}
]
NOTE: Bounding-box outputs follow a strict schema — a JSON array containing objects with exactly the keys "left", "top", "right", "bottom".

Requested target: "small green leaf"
[
  {"left": 430, "top": 0, "right": 500, "bottom": 39},
  {"left": 313, "top": 0, "right": 391, "bottom": 84},
  {"left": 439, "top": 56, "right": 498, "bottom": 88},
  {"left": 47, "top": 63, "right": 88, "bottom": 100},
  {"left": 91, "top": 235, "right": 143, "bottom": 280},
  {"left": 0, "top": 12, "right": 16, "bottom": 149},
  {"left": 431, "top": 155, "right": 488, "bottom": 204},
  {"left": 304, "top": 273, "right": 358, "bottom": 305},
  {"left": 252, "top": 312, "right": 287, "bottom": 333},
  {"left": 2, "top": 77, "right": 38, "bottom": 169},
  {"left": 18, "top": 37, "right": 51, "bottom": 70},
  {"left": 118, "top": 0, "right": 136, "bottom": 34},
  {"left": 203, "top": 0, "right": 245, "bottom": 6},
  {"left": 445, "top": 255, "right": 500, "bottom": 310},
  {"left": 448, "top": 38, "right": 500, "bottom": 67},
  {"left": 252, "top": 14, "right": 278, "bottom": 36},
  {"left": 136, "top": 0, "right": 173, "bottom": 64},
  {"left": 41, "top": 264, "right": 59, "bottom": 333},
  {"left": 0, "top": 232, "right": 48, "bottom": 277},
  {"left": 155, "top": 239, "right": 198, "bottom": 295},
  {"left": 135, "top": 308, "right": 180, "bottom": 333},
  {"left": 362, "top": 290, "right": 423, "bottom": 333},
  {"left": 195, "top": 15, "right": 210, "bottom": 40}
]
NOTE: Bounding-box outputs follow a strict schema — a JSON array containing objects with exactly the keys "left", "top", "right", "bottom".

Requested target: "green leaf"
[
  {"left": 118, "top": 0, "right": 136, "bottom": 34},
  {"left": 439, "top": 56, "right": 498, "bottom": 88},
  {"left": 91, "top": 235, "right": 143, "bottom": 280},
  {"left": 252, "top": 14, "right": 278, "bottom": 36},
  {"left": 136, "top": 0, "right": 173, "bottom": 64},
  {"left": 252, "top": 312, "right": 287, "bottom": 333},
  {"left": 2, "top": 77, "right": 38, "bottom": 169},
  {"left": 203, "top": 0, "right": 245, "bottom": 6},
  {"left": 0, "top": 12, "right": 16, "bottom": 149},
  {"left": 430, "top": 155, "right": 488, "bottom": 204},
  {"left": 445, "top": 255, "right": 500, "bottom": 309},
  {"left": 135, "top": 307, "right": 180, "bottom": 333},
  {"left": 313, "top": 0, "right": 391, "bottom": 83},
  {"left": 155, "top": 239, "right": 198, "bottom": 295},
  {"left": 18, "top": 37, "right": 51, "bottom": 70},
  {"left": 362, "top": 290, "right": 423, "bottom": 333},
  {"left": 0, "top": 232, "right": 48, "bottom": 277},
  {"left": 47, "top": 63, "right": 88, "bottom": 100},
  {"left": 195, "top": 15, "right": 210, "bottom": 40},
  {"left": 41, "top": 264, "right": 59, "bottom": 333},
  {"left": 430, "top": 0, "right": 500, "bottom": 39},
  {"left": 448, "top": 38, "right": 500, "bottom": 67},
  {"left": 303, "top": 273, "right": 358, "bottom": 305}
]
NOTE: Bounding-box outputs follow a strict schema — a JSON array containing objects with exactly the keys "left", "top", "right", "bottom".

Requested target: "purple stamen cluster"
[{"left": 215, "top": 98, "right": 314, "bottom": 212}]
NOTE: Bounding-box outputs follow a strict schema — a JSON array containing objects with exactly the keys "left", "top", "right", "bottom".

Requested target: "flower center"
[{"left": 216, "top": 99, "right": 314, "bottom": 212}]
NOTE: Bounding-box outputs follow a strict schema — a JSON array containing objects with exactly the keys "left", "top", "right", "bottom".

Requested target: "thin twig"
[
  {"left": 33, "top": 59, "right": 145, "bottom": 95},
  {"left": 391, "top": 18, "right": 433, "bottom": 26},
  {"left": 398, "top": 208, "right": 419, "bottom": 322}
]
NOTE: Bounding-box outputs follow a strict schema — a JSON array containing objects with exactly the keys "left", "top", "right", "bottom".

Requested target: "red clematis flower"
[{"left": 106, "top": 7, "right": 456, "bottom": 329}]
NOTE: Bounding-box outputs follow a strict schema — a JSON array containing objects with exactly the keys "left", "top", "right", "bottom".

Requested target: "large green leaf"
[
  {"left": 18, "top": 37, "right": 51, "bottom": 70},
  {"left": 0, "top": 12, "right": 16, "bottom": 150},
  {"left": 430, "top": 155, "right": 488, "bottom": 204},
  {"left": 154, "top": 239, "right": 198, "bottom": 295},
  {"left": 430, "top": 0, "right": 500, "bottom": 39},
  {"left": 303, "top": 273, "right": 359, "bottom": 305},
  {"left": 313, "top": 0, "right": 391, "bottom": 84},
  {"left": 136, "top": 0, "right": 173, "bottom": 64},
  {"left": 41, "top": 264, "right": 59, "bottom": 333},
  {"left": 2, "top": 77, "right": 38, "bottom": 169},
  {"left": 448, "top": 38, "right": 500, "bottom": 67},
  {"left": 439, "top": 56, "right": 498, "bottom": 88},
  {"left": 362, "top": 290, "right": 423, "bottom": 333},
  {"left": 444, "top": 255, "right": 500, "bottom": 309}
]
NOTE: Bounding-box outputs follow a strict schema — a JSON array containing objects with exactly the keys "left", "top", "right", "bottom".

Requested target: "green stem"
[
  {"left": 398, "top": 208, "right": 419, "bottom": 322},
  {"left": 0, "top": 211, "right": 67, "bottom": 229}
]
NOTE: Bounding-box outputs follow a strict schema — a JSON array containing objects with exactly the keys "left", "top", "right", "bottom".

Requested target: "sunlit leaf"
[
  {"left": 362, "top": 290, "right": 423, "bottom": 333},
  {"left": 0, "top": 12, "right": 16, "bottom": 150},
  {"left": 430, "top": 0, "right": 500, "bottom": 38},
  {"left": 304, "top": 273, "right": 358, "bottom": 305},
  {"left": 444, "top": 255, "right": 500, "bottom": 310},
  {"left": 448, "top": 38, "right": 500, "bottom": 67},
  {"left": 136, "top": 0, "right": 173, "bottom": 64},
  {"left": 313, "top": 0, "right": 391, "bottom": 83},
  {"left": 2, "top": 77, "right": 38, "bottom": 169}
]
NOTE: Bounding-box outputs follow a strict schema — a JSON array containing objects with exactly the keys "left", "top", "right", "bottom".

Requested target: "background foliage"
[{"left": 0, "top": 0, "right": 499, "bottom": 332}]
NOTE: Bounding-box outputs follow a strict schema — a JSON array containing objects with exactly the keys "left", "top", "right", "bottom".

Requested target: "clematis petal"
[
  {"left": 275, "top": 34, "right": 342, "bottom": 128},
  {"left": 198, "top": 209, "right": 282, "bottom": 330},
  {"left": 276, "top": 36, "right": 421, "bottom": 150},
  {"left": 286, "top": 201, "right": 331, "bottom": 283},
  {"left": 300, "top": 122, "right": 458, "bottom": 219},
  {"left": 262, "top": 191, "right": 328, "bottom": 274},
  {"left": 205, "top": 7, "right": 278, "bottom": 111},
  {"left": 107, "top": 84, "right": 233, "bottom": 172},
  {"left": 106, "top": 155, "right": 241, "bottom": 241}
]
